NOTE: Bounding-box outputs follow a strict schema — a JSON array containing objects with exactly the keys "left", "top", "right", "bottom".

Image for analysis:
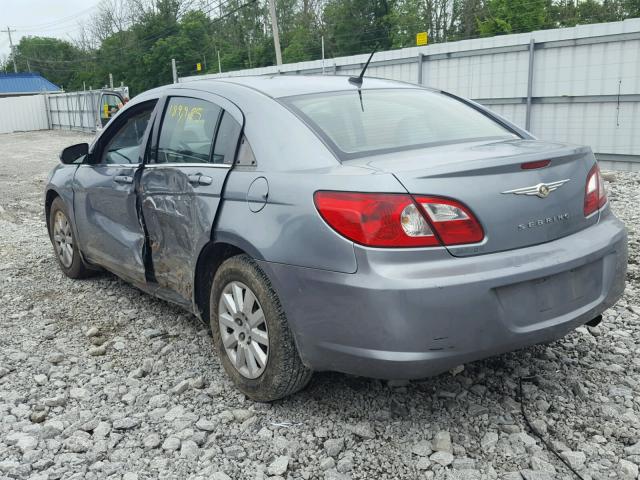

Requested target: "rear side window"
[
  {"left": 157, "top": 97, "right": 221, "bottom": 163},
  {"left": 283, "top": 89, "right": 517, "bottom": 159},
  {"left": 213, "top": 112, "right": 242, "bottom": 165}
]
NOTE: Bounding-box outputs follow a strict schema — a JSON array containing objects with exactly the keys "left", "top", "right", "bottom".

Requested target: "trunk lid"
[{"left": 352, "top": 139, "right": 599, "bottom": 257}]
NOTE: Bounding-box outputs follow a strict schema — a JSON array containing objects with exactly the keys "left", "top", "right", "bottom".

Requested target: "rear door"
[{"left": 139, "top": 91, "right": 242, "bottom": 303}]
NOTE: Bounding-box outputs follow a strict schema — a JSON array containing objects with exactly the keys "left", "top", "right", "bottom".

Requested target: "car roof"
[{"left": 178, "top": 75, "right": 420, "bottom": 98}]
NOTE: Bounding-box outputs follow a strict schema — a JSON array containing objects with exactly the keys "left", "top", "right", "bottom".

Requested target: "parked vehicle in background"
[
  {"left": 45, "top": 76, "right": 627, "bottom": 401},
  {"left": 96, "top": 90, "right": 126, "bottom": 132}
]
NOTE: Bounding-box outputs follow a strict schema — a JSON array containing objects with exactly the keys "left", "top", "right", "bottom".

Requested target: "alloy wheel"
[
  {"left": 218, "top": 281, "right": 269, "bottom": 379},
  {"left": 53, "top": 211, "right": 73, "bottom": 268}
]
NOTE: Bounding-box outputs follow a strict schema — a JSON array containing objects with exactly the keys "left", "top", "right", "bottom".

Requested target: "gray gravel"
[{"left": 1, "top": 130, "right": 639, "bottom": 480}]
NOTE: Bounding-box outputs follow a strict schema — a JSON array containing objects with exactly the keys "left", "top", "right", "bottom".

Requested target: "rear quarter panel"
[
  {"left": 208, "top": 83, "right": 412, "bottom": 273},
  {"left": 215, "top": 166, "right": 407, "bottom": 274}
]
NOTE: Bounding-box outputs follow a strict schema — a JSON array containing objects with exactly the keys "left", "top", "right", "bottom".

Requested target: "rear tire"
[
  {"left": 49, "top": 197, "right": 92, "bottom": 279},
  {"left": 210, "top": 254, "right": 312, "bottom": 401}
]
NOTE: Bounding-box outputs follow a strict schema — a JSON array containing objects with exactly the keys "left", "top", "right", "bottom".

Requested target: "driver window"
[
  {"left": 156, "top": 97, "right": 222, "bottom": 164},
  {"left": 100, "top": 102, "right": 156, "bottom": 165}
]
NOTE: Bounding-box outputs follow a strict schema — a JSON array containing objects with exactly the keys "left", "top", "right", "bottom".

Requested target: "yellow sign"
[
  {"left": 416, "top": 32, "right": 428, "bottom": 46},
  {"left": 196, "top": 62, "right": 202, "bottom": 71}
]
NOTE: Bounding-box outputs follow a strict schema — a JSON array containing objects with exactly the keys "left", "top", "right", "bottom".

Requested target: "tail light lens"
[
  {"left": 313, "top": 191, "right": 484, "bottom": 248},
  {"left": 415, "top": 196, "right": 485, "bottom": 245},
  {"left": 584, "top": 164, "right": 607, "bottom": 216}
]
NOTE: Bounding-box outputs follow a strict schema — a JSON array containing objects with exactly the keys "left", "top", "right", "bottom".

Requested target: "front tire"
[
  {"left": 210, "top": 254, "right": 312, "bottom": 401},
  {"left": 49, "top": 197, "right": 91, "bottom": 279}
]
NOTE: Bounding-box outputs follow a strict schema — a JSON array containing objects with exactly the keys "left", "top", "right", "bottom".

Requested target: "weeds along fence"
[{"left": 182, "top": 19, "right": 640, "bottom": 172}]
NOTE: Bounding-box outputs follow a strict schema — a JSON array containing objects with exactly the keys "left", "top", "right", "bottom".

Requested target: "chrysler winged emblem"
[{"left": 502, "top": 179, "right": 570, "bottom": 199}]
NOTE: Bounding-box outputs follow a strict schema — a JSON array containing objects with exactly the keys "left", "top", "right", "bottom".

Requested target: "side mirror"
[{"left": 60, "top": 143, "right": 89, "bottom": 164}]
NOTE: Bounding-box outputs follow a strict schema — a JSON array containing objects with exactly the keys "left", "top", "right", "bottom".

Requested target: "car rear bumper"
[{"left": 258, "top": 212, "right": 627, "bottom": 379}]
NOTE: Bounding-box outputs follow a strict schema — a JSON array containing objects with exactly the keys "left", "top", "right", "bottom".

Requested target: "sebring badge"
[{"left": 502, "top": 179, "right": 570, "bottom": 198}]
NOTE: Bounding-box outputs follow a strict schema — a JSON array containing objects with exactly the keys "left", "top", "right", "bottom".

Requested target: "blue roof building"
[{"left": 0, "top": 72, "right": 62, "bottom": 97}]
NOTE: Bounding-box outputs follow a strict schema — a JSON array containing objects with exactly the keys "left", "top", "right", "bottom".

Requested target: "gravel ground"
[{"left": 1, "top": 130, "right": 639, "bottom": 480}]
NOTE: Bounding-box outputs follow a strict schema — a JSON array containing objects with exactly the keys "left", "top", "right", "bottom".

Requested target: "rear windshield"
[{"left": 283, "top": 88, "right": 517, "bottom": 159}]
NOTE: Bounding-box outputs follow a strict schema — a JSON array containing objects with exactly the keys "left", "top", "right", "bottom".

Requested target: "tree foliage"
[{"left": 2, "top": 0, "right": 638, "bottom": 94}]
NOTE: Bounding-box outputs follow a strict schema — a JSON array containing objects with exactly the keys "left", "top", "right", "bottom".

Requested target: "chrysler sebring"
[{"left": 45, "top": 76, "right": 627, "bottom": 401}]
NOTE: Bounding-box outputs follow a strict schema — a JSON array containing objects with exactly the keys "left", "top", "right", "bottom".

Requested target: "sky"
[{"left": 0, "top": 0, "right": 103, "bottom": 58}]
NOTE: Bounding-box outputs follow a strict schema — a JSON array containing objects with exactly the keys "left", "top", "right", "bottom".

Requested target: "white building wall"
[{"left": 0, "top": 95, "right": 49, "bottom": 134}]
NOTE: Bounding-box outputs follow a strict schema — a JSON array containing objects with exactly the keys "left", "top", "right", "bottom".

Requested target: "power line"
[
  {"left": 10, "top": 2, "right": 104, "bottom": 30},
  {"left": 13, "top": 0, "right": 259, "bottom": 77}
]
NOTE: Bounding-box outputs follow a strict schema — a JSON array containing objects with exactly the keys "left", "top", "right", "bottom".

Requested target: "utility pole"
[
  {"left": 2, "top": 26, "right": 18, "bottom": 73},
  {"left": 267, "top": 0, "right": 282, "bottom": 66},
  {"left": 109, "top": 73, "right": 114, "bottom": 89},
  {"left": 171, "top": 58, "right": 178, "bottom": 83},
  {"left": 321, "top": 36, "right": 325, "bottom": 74},
  {"left": 217, "top": 51, "right": 221, "bottom": 74}
]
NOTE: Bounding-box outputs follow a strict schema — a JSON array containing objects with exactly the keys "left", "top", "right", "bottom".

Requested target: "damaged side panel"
[
  {"left": 73, "top": 163, "right": 147, "bottom": 284},
  {"left": 136, "top": 90, "right": 243, "bottom": 308},
  {"left": 139, "top": 165, "right": 230, "bottom": 305}
]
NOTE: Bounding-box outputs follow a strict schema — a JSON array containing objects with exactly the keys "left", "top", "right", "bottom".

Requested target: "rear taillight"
[
  {"left": 313, "top": 191, "right": 484, "bottom": 248},
  {"left": 584, "top": 164, "right": 607, "bottom": 216},
  {"left": 415, "top": 196, "right": 485, "bottom": 245}
]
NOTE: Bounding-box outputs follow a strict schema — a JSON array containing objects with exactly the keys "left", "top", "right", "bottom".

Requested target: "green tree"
[
  {"left": 478, "top": 0, "right": 552, "bottom": 36},
  {"left": 322, "top": 0, "right": 394, "bottom": 57},
  {"left": 4, "top": 0, "right": 638, "bottom": 93},
  {"left": 10, "top": 37, "right": 92, "bottom": 90}
]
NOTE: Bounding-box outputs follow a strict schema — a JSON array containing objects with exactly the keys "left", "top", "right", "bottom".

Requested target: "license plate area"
[{"left": 495, "top": 259, "right": 602, "bottom": 327}]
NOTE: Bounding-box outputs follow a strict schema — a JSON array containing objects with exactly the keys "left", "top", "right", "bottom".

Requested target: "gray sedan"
[{"left": 45, "top": 76, "right": 627, "bottom": 401}]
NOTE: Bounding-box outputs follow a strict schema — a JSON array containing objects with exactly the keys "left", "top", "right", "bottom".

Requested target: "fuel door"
[{"left": 247, "top": 176, "right": 269, "bottom": 212}]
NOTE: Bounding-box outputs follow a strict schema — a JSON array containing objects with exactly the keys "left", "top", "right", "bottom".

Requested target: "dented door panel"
[
  {"left": 73, "top": 164, "right": 146, "bottom": 283},
  {"left": 139, "top": 165, "right": 229, "bottom": 302},
  {"left": 137, "top": 90, "right": 243, "bottom": 305}
]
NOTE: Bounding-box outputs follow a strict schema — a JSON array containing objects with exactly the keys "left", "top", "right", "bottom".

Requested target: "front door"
[
  {"left": 139, "top": 92, "right": 243, "bottom": 304},
  {"left": 74, "top": 99, "right": 158, "bottom": 284}
]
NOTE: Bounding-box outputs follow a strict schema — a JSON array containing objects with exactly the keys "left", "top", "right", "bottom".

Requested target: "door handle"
[
  {"left": 187, "top": 174, "right": 213, "bottom": 186},
  {"left": 114, "top": 175, "right": 133, "bottom": 184}
]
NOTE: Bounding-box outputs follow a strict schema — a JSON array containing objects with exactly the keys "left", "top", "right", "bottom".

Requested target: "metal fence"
[
  {"left": 47, "top": 87, "right": 129, "bottom": 133},
  {"left": 182, "top": 18, "right": 640, "bottom": 171},
  {"left": 0, "top": 87, "right": 129, "bottom": 135}
]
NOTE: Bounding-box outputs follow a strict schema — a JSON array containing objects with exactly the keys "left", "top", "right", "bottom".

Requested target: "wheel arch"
[
  {"left": 193, "top": 235, "right": 264, "bottom": 323},
  {"left": 44, "top": 188, "right": 61, "bottom": 235}
]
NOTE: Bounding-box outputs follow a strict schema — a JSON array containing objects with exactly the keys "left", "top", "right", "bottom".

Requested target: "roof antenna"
[
  {"left": 349, "top": 44, "right": 379, "bottom": 88},
  {"left": 349, "top": 44, "right": 378, "bottom": 112}
]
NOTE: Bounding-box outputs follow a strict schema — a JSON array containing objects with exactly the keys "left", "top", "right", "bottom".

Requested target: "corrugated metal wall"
[
  {"left": 0, "top": 95, "right": 49, "bottom": 134},
  {"left": 182, "top": 19, "right": 640, "bottom": 169}
]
